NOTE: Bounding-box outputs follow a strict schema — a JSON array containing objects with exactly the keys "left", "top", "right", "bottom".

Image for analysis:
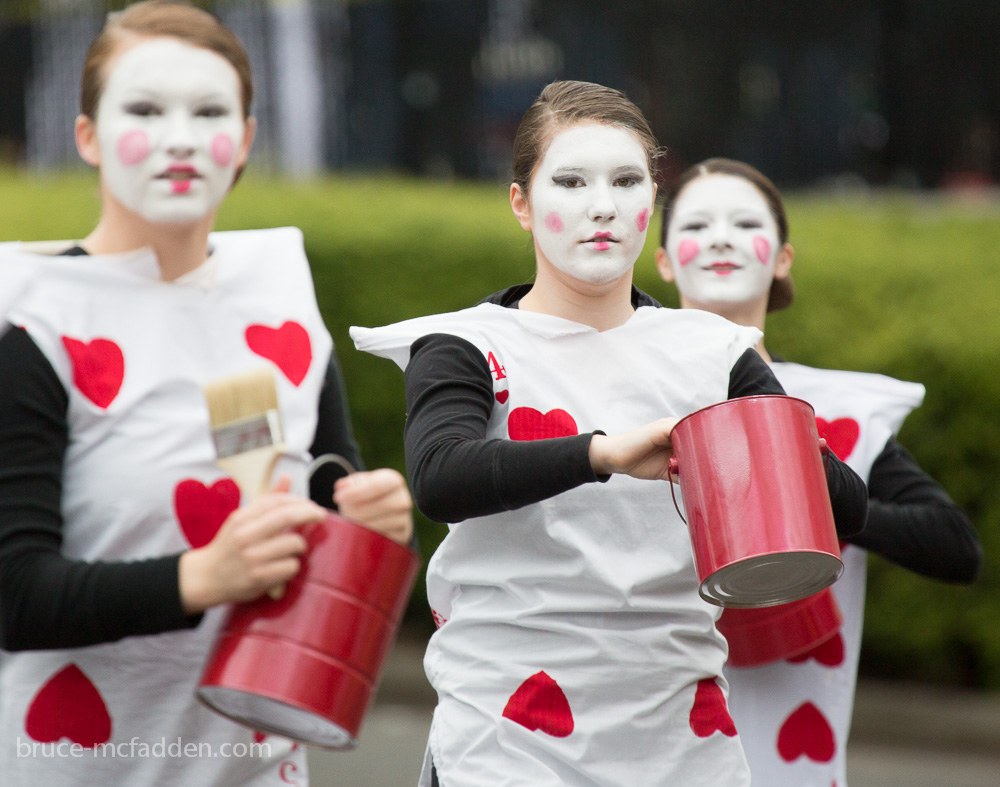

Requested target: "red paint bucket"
[
  {"left": 717, "top": 588, "right": 843, "bottom": 667},
  {"left": 197, "top": 512, "right": 420, "bottom": 749},
  {"left": 669, "top": 395, "right": 842, "bottom": 608}
]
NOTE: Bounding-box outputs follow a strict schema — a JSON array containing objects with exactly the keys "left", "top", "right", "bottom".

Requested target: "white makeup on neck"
[
  {"left": 527, "top": 123, "right": 655, "bottom": 285},
  {"left": 94, "top": 37, "right": 246, "bottom": 224},
  {"left": 666, "top": 174, "right": 781, "bottom": 307}
]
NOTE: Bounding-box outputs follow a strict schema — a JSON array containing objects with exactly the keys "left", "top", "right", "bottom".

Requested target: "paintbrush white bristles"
[
  {"left": 204, "top": 367, "right": 279, "bottom": 430},
  {"left": 203, "top": 367, "right": 285, "bottom": 491}
]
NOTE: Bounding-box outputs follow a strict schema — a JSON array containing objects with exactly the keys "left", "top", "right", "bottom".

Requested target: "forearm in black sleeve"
[
  {"left": 0, "top": 327, "right": 199, "bottom": 651},
  {"left": 403, "top": 333, "right": 601, "bottom": 523},
  {"left": 308, "top": 350, "right": 365, "bottom": 508},
  {"left": 846, "top": 437, "right": 982, "bottom": 583},
  {"left": 727, "top": 348, "right": 868, "bottom": 538}
]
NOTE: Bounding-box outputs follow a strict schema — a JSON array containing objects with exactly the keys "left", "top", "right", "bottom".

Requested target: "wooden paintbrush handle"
[
  {"left": 215, "top": 446, "right": 281, "bottom": 503},
  {"left": 215, "top": 447, "right": 287, "bottom": 601}
]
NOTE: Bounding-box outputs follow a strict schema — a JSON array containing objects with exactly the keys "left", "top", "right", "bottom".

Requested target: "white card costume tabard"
[
  {"left": 724, "top": 362, "right": 924, "bottom": 787},
  {"left": 0, "top": 228, "right": 331, "bottom": 786},
  {"left": 353, "top": 305, "right": 762, "bottom": 787}
]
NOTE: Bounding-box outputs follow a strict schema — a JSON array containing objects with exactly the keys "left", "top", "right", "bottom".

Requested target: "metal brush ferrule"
[{"left": 212, "top": 408, "right": 284, "bottom": 458}]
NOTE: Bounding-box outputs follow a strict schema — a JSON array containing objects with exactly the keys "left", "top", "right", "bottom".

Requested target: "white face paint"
[
  {"left": 528, "top": 123, "right": 655, "bottom": 285},
  {"left": 666, "top": 174, "right": 782, "bottom": 307},
  {"left": 94, "top": 38, "right": 246, "bottom": 224}
]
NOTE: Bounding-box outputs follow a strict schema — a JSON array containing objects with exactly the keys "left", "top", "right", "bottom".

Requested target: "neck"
[
  {"left": 680, "top": 293, "right": 771, "bottom": 361},
  {"left": 81, "top": 195, "right": 217, "bottom": 281},
  {"left": 519, "top": 253, "right": 636, "bottom": 331}
]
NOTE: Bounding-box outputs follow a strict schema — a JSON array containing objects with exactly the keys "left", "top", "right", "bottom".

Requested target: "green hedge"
[{"left": 2, "top": 171, "right": 997, "bottom": 689}]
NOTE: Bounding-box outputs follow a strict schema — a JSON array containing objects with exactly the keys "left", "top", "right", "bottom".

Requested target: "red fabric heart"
[
  {"left": 507, "top": 407, "right": 578, "bottom": 441},
  {"left": 430, "top": 609, "right": 448, "bottom": 629},
  {"left": 777, "top": 702, "right": 836, "bottom": 763},
  {"left": 815, "top": 417, "right": 860, "bottom": 461},
  {"left": 495, "top": 390, "right": 509, "bottom": 404},
  {"left": 25, "top": 664, "right": 112, "bottom": 748},
  {"left": 61, "top": 336, "right": 124, "bottom": 409},
  {"left": 174, "top": 478, "right": 241, "bottom": 548},
  {"left": 502, "top": 671, "right": 574, "bottom": 737},
  {"left": 787, "top": 632, "right": 845, "bottom": 667},
  {"left": 689, "top": 677, "right": 738, "bottom": 738},
  {"left": 245, "top": 321, "right": 312, "bottom": 386}
]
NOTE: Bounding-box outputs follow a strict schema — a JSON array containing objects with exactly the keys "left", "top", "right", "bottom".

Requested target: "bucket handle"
[
  {"left": 667, "top": 457, "right": 687, "bottom": 526},
  {"left": 262, "top": 454, "right": 357, "bottom": 602},
  {"left": 819, "top": 438, "right": 830, "bottom": 475},
  {"left": 307, "top": 453, "right": 357, "bottom": 481}
]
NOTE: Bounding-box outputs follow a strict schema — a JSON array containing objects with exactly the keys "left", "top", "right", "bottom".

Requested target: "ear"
[
  {"left": 510, "top": 183, "right": 532, "bottom": 232},
  {"left": 654, "top": 246, "right": 676, "bottom": 283},
  {"left": 774, "top": 242, "right": 794, "bottom": 281},
  {"left": 75, "top": 114, "right": 101, "bottom": 168},
  {"left": 235, "top": 116, "right": 257, "bottom": 170}
]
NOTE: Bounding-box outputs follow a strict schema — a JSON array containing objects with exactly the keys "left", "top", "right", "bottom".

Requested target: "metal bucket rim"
[{"left": 670, "top": 394, "right": 817, "bottom": 442}]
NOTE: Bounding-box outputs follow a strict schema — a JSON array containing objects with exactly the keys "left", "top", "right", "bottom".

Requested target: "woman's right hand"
[
  {"left": 588, "top": 417, "right": 680, "bottom": 480},
  {"left": 178, "top": 477, "right": 326, "bottom": 614}
]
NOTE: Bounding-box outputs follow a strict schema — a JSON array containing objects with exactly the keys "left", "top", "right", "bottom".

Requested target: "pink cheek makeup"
[
  {"left": 544, "top": 212, "right": 564, "bottom": 233},
  {"left": 635, "top": 209, "right": 650, "bottom": 232},
  {"left": 753, "top": 236, "right": 771, "bottom": 265},
  {"left": 677, "top": 239, "right": 699, "bottom": 267},
  {"left": 211, "top": 134, "right": 235, "bottom": 168},
  {"left": 116, "top": 130, "right": 150, "bottom": 166}
]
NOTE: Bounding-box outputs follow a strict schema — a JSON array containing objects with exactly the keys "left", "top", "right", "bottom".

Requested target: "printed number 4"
[{"left": 487, "top": 352, "right": 506, "bottom": 381}]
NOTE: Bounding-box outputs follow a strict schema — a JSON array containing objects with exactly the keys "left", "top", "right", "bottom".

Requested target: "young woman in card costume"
[
  {"left": 656, "top": 157, "right": 982, "bottom": 786},
  {"left": 0, "top": 2, "right": 412, "bottom": 784},
  {"left": 351, "top": 81, "right": 868, "bottom": 787}
]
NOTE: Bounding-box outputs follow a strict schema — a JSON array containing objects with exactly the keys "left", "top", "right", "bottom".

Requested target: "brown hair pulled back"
[
  {"left": 511, "top": 80, "right": 661, "bottom": 196},
  {"left": 660, "top": 158, "right": 794, "bottom": 311},
  {"left": 80, "top": 0, "right": 253, "bottom": 119}
]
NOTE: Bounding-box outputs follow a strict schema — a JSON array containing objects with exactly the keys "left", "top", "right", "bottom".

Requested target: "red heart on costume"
[
  {"left": 507, "top": 407, "right": 578, "bottom": 441},
  {"left": 502, "top": 671, "right": 574, "bottom": 737},
  {"left": 689, "top": 677, "right": 738, "bottom": 738},
  {"left": 777, "top": 702, "right": 836, "bottom": 763},
  {"left": 815, "top": 417, "right": 860, "bottom": 461},
  {"left": 174, "top": 478, "right": 241, "bottom": 548},
  {"left": 25, "top": 664, "right": 112, "bottom": 748},
  {"left": 495, "top": 390, "right": 509, "bottom": 404},
  {"left": 787, "top": 632, "right": 845, "bottom": 667},
  {"left": 430, "top": 609, "right": 448, "bottom": 629},
  {"left": 245, "top": 321, "right": 312, "bottom": 386},
  {"left": 61, "top": 336, "right": 124, "bottom": 409}
]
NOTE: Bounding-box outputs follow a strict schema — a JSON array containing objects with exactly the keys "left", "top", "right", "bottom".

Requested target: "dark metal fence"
[{"left": 1, "top": 0, "right": 997, "bottom": 188}]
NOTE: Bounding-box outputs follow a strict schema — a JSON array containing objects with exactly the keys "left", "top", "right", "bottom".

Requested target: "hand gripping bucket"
[
  {"left": 668, "top": 395, "right": 843, "bottom": 608},
  {"left": 197, "top": 507, "right": 420, "bottom": 749},
  {"left": 716, "top": 588, "right": 843, "bottom": 667}
]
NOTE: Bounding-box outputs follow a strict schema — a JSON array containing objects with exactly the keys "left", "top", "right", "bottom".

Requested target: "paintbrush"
[{"left": 204, "top": 367, "right": 287, "bottom": 599}]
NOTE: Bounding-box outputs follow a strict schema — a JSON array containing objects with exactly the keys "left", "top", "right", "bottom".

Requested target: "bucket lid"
[
  {"left": 700, "top": 551, "right": 843, "bottom": 608},
  {"left": 197, "top": 686, "right": 355, "bottom": 749}
]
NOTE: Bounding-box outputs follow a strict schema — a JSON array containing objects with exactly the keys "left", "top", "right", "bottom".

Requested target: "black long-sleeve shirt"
[
  {"left": 0, "top": 325, "right": 361, "bottom": 651},
  {"left": 403, "top": 285, "right": 868, "bottom": 541}
]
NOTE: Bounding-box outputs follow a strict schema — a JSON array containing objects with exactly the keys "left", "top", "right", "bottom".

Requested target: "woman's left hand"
[{"left": 333, "top": 468, "right": 414, "bottom": 545}]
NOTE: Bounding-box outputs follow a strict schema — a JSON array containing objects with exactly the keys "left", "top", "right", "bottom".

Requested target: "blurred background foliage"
[{"left": 3, "top": 169, "right": 997, "bottom": 689}]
